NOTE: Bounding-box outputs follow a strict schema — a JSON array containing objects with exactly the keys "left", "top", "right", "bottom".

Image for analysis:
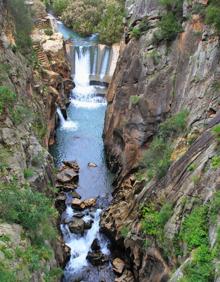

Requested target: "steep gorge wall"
[
  {"left": 102, "top": 0, "right": 220, "bottom": 281},
  {"left": 0, "top": 0, "right": 72, "bottom": 280}
]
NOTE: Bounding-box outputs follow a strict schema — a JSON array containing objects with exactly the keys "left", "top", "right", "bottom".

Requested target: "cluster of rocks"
[{"left": 55, "top": 160, "right": 130, "bottom": 279}]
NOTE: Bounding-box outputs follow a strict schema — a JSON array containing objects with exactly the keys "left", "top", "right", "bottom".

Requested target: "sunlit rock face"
[{"left": 102, "top": 0, "right": 220, "bottom": 281}]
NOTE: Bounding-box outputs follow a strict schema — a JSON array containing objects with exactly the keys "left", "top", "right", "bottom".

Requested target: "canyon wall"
[
  {"left": 0, "top": 0, "right": 72, "bottom": 280},
  {"left": 102, "top": 0, "right": 220, "bottom": 281}
]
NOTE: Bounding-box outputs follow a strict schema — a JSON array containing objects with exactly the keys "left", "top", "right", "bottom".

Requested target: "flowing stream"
[{"left": 49, "top": 17, "right": 115, "bottom": 282}]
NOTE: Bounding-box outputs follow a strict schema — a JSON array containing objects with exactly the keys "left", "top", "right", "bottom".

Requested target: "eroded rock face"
[
  {"left": 102, "top": 0, "right": 220, "bottom": 281},
  {"left": 0, "top": 0, "right": 73, "bottom": 280},
  {"left": 104, "top": 0, "right": 220, "bottom": 184}
]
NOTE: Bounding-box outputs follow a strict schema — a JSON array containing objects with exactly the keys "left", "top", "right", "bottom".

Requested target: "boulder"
[
  {"left": 72, "top": 198, "right": 82, "bottom": 209},
  {"left": 57, "top": 168, "right": 79, "bottom": 183},
  {"left": 87, "top": 251, "right": 108, "bottom": 266},
  {"left": 88, "top": 162, "right": 97, "bottom": 168},
  {"left": 63, "top": 161, "right": 79, "bottom": 172},
  {"left": 73, "top": 212, "right": 84, "bottom": 218},
  {"left": 71, "top": 191, "right": 81, "bottom": 199},
  {"left": 112, "top": 258, "right": 125, "bottom": 274},
  {"left": 91, "top": 239, "right": 101, "bottom": 252},
  {"left": 83, "top": 198, "right": 96, "bottom": 208},
  {"left": 68, "top": 218, "right": 85, "bottom": 234},
  {"left": 71, "top": 198, "right": 96, "bottom": 210},
  {"left": 115, "top": 270, "right": 134, "bottom": 282},
  {"left": 55, "top": 193, "right": 66, "bottom": 214},
  {"left": 84, "top": 219, "right": 93, "bottom": 230},
  {"left": 56, "top": 183, "right": 77, "bottom": 192}
]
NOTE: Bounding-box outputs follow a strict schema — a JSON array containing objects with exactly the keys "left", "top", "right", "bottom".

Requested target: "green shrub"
[
  {"left": 141, "top": 202, "right": 173, "bottom": 239},
  {"left": 206, "top": 3, "right": 220, "bottom": 32},
  {"left": 212, "top": 124, "right": 220, "bottom": 143},
  {"left": 130, "top": 27, "right": 142, "bottom": 39},
  {"left": 142, "top": 111, "right": 188, "bottom": 180},
  {"left": 0, "top": 64, "right": 11, "bottom": 82},
  {"left": 130, "top": 95, "right": 140, "bottom": 105},
  {"left": 11, "top": 105, "right": 32, "bottom": 125},
  {"left": 0, "top": 87, "right": 16, "bottom": 115},
  {"left": 182, "top": 245, "right": 214, "bottom": 282},
  {"left": 145, "top": 50, "right": 161, "bottom": 65},
  {"left": 44, "top": 28, "right": 53, "bottom": 36},
  {"left": 7, "top": 0, "right": 33, "bottom": 53},
  {"left": 23, "top": 168, "right": 34, "bottom": 179},
  {"left": 32, "top": 115, "right": 47, "bottom": 142},
  {"left": 211, "top": 155, "right": 220, "bottom": 169},
  {"left": 209, "top": 191, "right": 220, "bottom": 223},
  {"left": 60, "top": 0, "right": 124, "bottom": 45},
  {"left": 120, "top": 226, "right": 129, "bottom": 238},
  {"left": 52, "top": 0, "right": 70, "bottom": 16},
  {"left": 45, "top": 267, "right": 63, "bottom": 282},
  {"left": 0, "top": 263, "right": 16, "bottom": 282},
  {"left": 16, "top": 245, "right": 53, "bottom": 271},
  {"left": 159, "top": 110, "right": 188, "bottom": 139},
  {"left": 180, "top": 206, "right": 208, "bottom": 251},
  {"left": 143, "top": 137, "right": 172, "bottom": 179},
  {"left": 159, "top": 203, "right": 173, "bottom": 226},
  {"left": 187, "top": 163, "right": 196, "bottom": 172},
  {"left": 154, "top": 11, "right": 183, "bottom": 43},
  {"left": 97, "top": 2, "right": 124, "bottom": 45},
  {"left": 0, "top": 180, "right": 57, "bottom": 245}
]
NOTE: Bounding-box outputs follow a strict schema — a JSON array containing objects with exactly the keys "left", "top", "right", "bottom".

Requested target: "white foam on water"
[
  {"left": 64, "top": 209, "right": 102, "bottom": 273},
  {"left": 57, "top": 108, "right": 78, "bottom": 131},
  {"left": 71, "top": 46, "right": 107, "bottom": 109}
]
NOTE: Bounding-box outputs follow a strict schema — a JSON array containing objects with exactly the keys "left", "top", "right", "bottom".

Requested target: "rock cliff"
[
  {"left": 103, "top": 0, "right": 220, "bottom": 281},
  {"left": 0, "top": 0, "right": 72, "bottom": 280}
]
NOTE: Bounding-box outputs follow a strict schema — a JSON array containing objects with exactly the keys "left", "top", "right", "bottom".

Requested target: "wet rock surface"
[{"left": 68, "top": 218, "right": 85, "bottom": 234}]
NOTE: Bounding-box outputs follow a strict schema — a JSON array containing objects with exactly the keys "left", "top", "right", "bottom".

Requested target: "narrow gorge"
[{"left": 1, "top": 0, "right": 220, "bottom": 282}]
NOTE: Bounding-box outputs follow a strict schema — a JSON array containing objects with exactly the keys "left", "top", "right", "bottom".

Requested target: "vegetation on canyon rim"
[
  {"left": 130, "top": 0, "right": 220, "bottom": 43},
  {"left": 47, "top": 0, "right": 125, "bottom": 45}
]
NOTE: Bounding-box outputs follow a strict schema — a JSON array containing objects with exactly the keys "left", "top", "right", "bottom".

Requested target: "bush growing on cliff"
[
  {"left": 154, "top": 12, "right": 183, "bottom": 43},
  {"left": 206, "top": 0, "right": 220, "bottom": 32},
  {"left": 178, "top": 204, "right": 216, "bottom": 281},
  {"left": 7, "top": 0, "right": 33, "bottom": 53},
  {"left": 212, "top": 124, "right": 220, "bottom": 143},
  {"left": 159, "top": 110, "right": 188, "bottom": 138},
  {"left": 0, "top": 87, "right": 16, "bottom": 115},
  {"left": 143, "top": 137, "right": 172, "bottom": 180},
  {"left": 142, "top": 111, "right": 188, "bottom": 180},
  {"left": 141, "top": 202, "right": 173, "bottom": 240},
  {"left": 0, "top": 180, "right": 57, "bottom": 245},
  {"left": 154, "top": 0, "right": 183, "bottom": 43}
]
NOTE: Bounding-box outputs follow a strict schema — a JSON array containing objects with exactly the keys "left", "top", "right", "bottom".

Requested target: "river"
[{"left": 49, "top": 17, "right": 115, "bottom": 282}]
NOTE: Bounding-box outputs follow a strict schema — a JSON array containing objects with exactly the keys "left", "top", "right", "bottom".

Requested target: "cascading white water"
[
  {"left": 71, "top": 47, "right": 106, "bottom": 109},
  {"left": 62, "top": 209, "right": 101, "bottom": 273},
  {"left": 91, "top": 47, "right": 98, "bottom": 75},
  {"left": 100, "top": 48, "right": 110, "bottom": 80},
  {"left": 57, "top": 107, "right": 66, "bottom": 126},
  {"left": 56, "top": 108, "right": 78, "bottom": 130}
]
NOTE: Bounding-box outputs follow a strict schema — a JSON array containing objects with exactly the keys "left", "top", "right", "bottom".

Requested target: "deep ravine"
[{"left": 49, "top": 16, "right": 118, "bottom": 282}]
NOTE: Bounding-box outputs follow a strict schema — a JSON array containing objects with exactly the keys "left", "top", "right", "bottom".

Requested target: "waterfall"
[
  {"left": 56, "top": 108, "right": 78, "bottom": 130},
  {"left": 74, "top": 46, "right": 91, "bottom": 87},
  {"left": 57, "top": 107, "right": 66, "bottom": 126},
  {"left": 63, "top": 209, "right": 102, "bottom": 273},
  {"left": 71, "top": 46, "right": 106, "bottom": 109},
  {"left": 100, "top": 47, "right": 111, "bottom": 80}
]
